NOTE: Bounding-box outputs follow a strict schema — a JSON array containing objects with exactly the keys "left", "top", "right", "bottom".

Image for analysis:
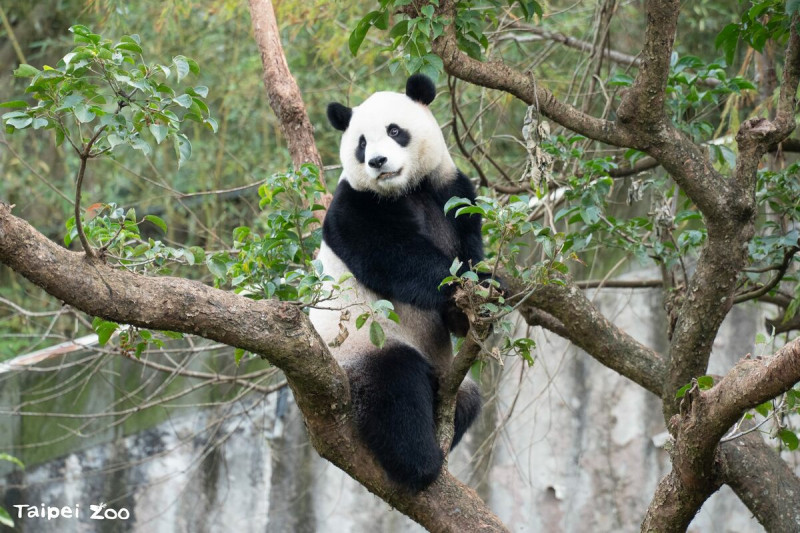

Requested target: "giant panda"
[{"left": 310, "top": 74, "right": 484, "bottom": 492}]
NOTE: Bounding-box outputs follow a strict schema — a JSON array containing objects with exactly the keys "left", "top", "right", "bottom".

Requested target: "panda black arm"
[
  {"left": 324, "top": 181, "right": 456, "bottom": 310},
  {"left": 437, "top": 171, "right": 485, "bottom": 270}
]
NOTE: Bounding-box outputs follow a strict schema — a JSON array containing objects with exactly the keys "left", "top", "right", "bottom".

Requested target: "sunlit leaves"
[
  {"left": 1, "top": 25, "right": 214, "bottom": 168},
  {"left": 350, "top": 0, "right": 540, "bottom": 76},
  {"left": 349, "top": 10, "right": 389, "bottom": 56},
  {"left": 92, "top": 317, "right": 120, "bottom": 346},
  {"left": 715, "top": 0, "right": 793, "bottom": 65}
]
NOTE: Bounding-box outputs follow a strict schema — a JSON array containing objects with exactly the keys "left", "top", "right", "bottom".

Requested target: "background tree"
[{"left": 1, "top": 0, "right": 800, "bottom": 531}]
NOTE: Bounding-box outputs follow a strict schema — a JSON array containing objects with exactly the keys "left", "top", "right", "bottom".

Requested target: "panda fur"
[{"left": 310, "top": 74, "right": 483, "bottom": 491}]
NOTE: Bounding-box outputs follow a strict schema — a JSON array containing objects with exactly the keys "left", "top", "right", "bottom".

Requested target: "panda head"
[{"left": 327, "top": 74, "right": 456, "bottom": 197}]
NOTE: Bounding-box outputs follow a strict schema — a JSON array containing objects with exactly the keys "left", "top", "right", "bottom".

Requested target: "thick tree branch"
[
  {"left": 718, "top": 430, "right": 800, "bottom": 532},
  {"left": 512, "top": 277, "right": 666, "bottom": 395},
  {"left": 643, "top": 339, "right": 800, "bottom": 530},
  {"left": 429, "top": 0, "right": 641, "bottom": 149},
  {"left": 640, "top": 468, "right": 719, "bottom": 533},
  {"left": 701, "top": 339, "right": 800, "bottom": 439},
  {"left": 0, "top": 203, "right": 346, "bottom": 413},
  {"left": 616, "top": 0, "right": 677, "bottom": 127},
  {"left": 247, "top": 0, "right": 324, "bottom": 173}
]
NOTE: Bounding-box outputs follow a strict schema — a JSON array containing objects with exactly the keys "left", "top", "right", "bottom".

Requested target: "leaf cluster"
[
  {"left": 206, "top": 164, "right": 328, "bottom": 303},
  {"left": 349, "top": 0, "right": 541, "bottom": 78},
  {"left": 2, "top": 25, "right": 215, "bottom": 168}
]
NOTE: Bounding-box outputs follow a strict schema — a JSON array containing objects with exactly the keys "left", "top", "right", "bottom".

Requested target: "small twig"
[
  {"left": 735, "top": 245, "right": 800, "bottom": 304},
  {"left": 449, "top": 76, "right": 490, "bottom": 187},
  {"left": 0, "top": 296, "right": 63, "bottom": 318},
  {"left": 0, "top": 4, "right": 26, "bottom": 64},
  {"left": 0, "top": 136, "right": 74, "bottom": 205},
  {"left": 575, "top": 279, "right": 663, "bottom": 289},
  {"left": 73, "top": 156, "right": 94, "bottom": 257},
  {"left": 73, "top": 125, "right": 108, "bottom": 258}
]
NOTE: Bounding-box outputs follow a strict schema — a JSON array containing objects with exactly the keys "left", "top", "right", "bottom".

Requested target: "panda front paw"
[{"left": 443, "top": 302, "right": 470, "bottom": 338}]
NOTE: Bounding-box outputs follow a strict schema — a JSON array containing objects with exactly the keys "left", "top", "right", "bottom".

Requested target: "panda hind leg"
[{"left": 349, "top": 343, "right": 443, "bottom": 492}]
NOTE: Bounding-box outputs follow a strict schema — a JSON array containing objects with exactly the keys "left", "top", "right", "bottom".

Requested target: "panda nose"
[{"left": 368, "top": 156, "right": 387, "bottom": 169}]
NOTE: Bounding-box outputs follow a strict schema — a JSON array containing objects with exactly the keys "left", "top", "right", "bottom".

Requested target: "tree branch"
[
  {"left": 0, "top": 203, "right": 345, "bottom": 411},
  {"left": 718, "top": 430, "right": 800, "bottom": 532},
  {"left": 511, "top": 276, "right": 666, "bottom": 395},
  {"left": 644, "top": 338, "right": 800, "bottom": 530},
  {"left": 429, "top": 0, "right": 641, "bottom": 149},
  {"left": 247, "top": 0, "right": 325, "bottom": 177},
  {"left": 663, "top": 15, "right": 800, "bottom": 416},
  {"left": 616, "top": 0, "right": 677, "bottom": 127}
]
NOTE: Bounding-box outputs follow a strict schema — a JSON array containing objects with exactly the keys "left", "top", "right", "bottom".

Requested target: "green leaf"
[
  {"left": 206, "top": 254, "right": 228, "bottom": 279},
  {"left": 115, "top": 41, "right": 143, "bottom": 54},
  {"left": 73, "top": 103, "right": 96, "bottom": 123},
  {"left": 174, "top": 133, "right": 192, "bottom": 168},
  {"left": 134, "top": 342, "right": 146, "bottom": 359},
  {"left": 779, "top": 429, "right": 799, "bottom": 450},
  {"left": 235, "top": 348, "right": 246, "bottom": 366},
  {"left": 608, "top": 73, "right": 634, "bottom": 87},
  {"left": 0, "top": 507, "right": 13, "bottom": 528},
  {"left": 13, "top": 64, "right": 40, "bottom": 78},
  {"left": 369, "top": 320, "right": 386, "bottom": 348},
  {"left": 0, "top": 453, "right": 24, "bottom": 469},
  {"left": 173, "top": 94, "right": 192, "bottom": 108},
  {"left": 204, "top": 117, "right": 219, "bottom": 133},
  {"left": 675, "top": 382, "right": 692, "bottom": 399},
  {"left": 462, "top": 271, "right": 479, "bottom": 282},
  {"left": 144, "top": 214, "right": 167, "bottom": 234},
  {"left": 696, "top": 375, "right": 714, "bottom": 390},
  {"left": 186, "top": 246, "right": 205, "bottom": 265},
  {"left": 349, "top": 12, "right": 382, "bottom": 56},
  {"left": 355, "top": 312, "right": 369, "bottom": 330},
  {"left": 389, "top": 19, "right": 410, "bottom": 39},
  {"left": 444, "top": 196, "right": 472, "bottom": 214},
  {"left": 5, "top": 114, "right": 32, "bottom": 129},
  {"left": 186, "top": 58, "right": 200, "bottom": 75},
  {"left": 0, "top": 100, "right": 29, "bottom": 109},
  {"left": 173, "top": 55, "right": 190, "bottom": 82},
  {"left": 149, "top": 123, "right": 168, "bottom": 144},
  {"left": 715, "top": 23, "right": 740, "bottom": 65},
  {"left": 93, "top": 319, "right": 119, "bottom": 346},
  {"left": 189, "top": 85, "right": 209, "bottom": 98}
]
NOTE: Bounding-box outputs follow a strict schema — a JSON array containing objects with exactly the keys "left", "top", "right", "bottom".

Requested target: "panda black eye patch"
[
  {"left": 355, "top": 135, "right": 366, "bottom": 163},
  {"left": 387, "top": 124, "right": 411, "bottom": 147}
]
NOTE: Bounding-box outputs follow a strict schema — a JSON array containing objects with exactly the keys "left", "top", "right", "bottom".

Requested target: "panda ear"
[
  {"left": 405, "top": 74, "right": 436, "bottom": 105},
  {"left": 327, "top": 103, "right": 352, "bottom": 131}
]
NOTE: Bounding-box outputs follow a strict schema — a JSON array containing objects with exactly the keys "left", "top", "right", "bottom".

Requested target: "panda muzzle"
[{"left": 377, "top": 168, "right": 403, "bottom": 180}]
